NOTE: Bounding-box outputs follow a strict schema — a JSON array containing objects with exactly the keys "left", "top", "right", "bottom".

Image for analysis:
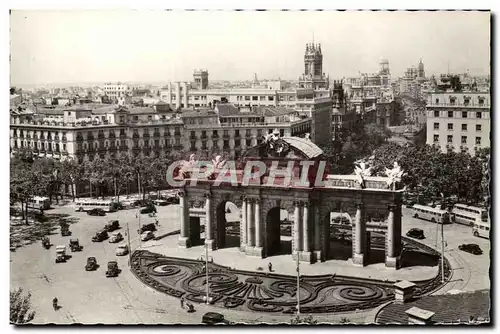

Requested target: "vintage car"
[
  {"left": 140, "top": 231, "right": 155, "bottom": 242},
  {"left": 55, "top": 245, "right": 67, "bottom": 263},
  {"left": 85, "top": 257, "right": 98, "bottom": 271},
  {"left": 140, "top": 204, "right": 157, "bottom": 215},
  {"left": 42, "top": 237, "right": 51, "bottom": 249},
  {"left": 105, "top": 261, "right": 120, "bottom": 277},
  {"left": 152, "top": 199, "right": 168, "bottom": 206},
  {"left": 60, "top": 222, "right": 72, "bottom": 237},
  {"left": 458, "top": 243, "right": 483, "bottom": 255},
  {"left": 406, "top": 228, "right": 425, "bottom": 240},
  {"left": 104, "top": 220, "right": 120, "bottom": 232},
  {"left": 201, "top": 312, "right": 229, "bottom": 325},
  {"left": 92, "top": 230, "right": 109, "bottom": 242},
  {"left": 69, "top": 238, "right": 83, "bottom": 252},
  {"left": 137, "top": 223, "right": 157, "bottom": 235},
  {"left": 109, "top": 232, "right": 123, "bottom": 243},
  {"left": 87, "top": 208, "right": 106, "bottom": 216},
  {"left": 115, "top": 244, "right": 129, "bottom": 256}
]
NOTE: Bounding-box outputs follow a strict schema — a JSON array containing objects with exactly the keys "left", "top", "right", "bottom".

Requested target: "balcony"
[
  {"left": 201, "top": 134, "right": 208, "bottom": 140},
  {"left": 54, "top": 136, "right": 60, "bottom": 141},
  {"left": 87, "top": 136, "right": 95, "bottom": 141},
  {"left": 174, "top": 143, "right": 183, "bottom": 149},
  {"left": 189, "top": 135, "right": 197, "bottom": 140},
  {"left": 132, "top": 133, "right": 140, "bottom": 139},
  {"left": 143, "top": 133, "right": 150, "bottom": 138},
  {"left": 119, "top": 133, "right": 127, "bottom": 138},
  {"left": 223, "top": 133, "right": 230, "bottom": 139},
  {"left": 119, "top": 145, "right": 129, "bottom": 150},
  {"left": 212, "top": 133, "right": 219, "bottom": 139},
  {"left": 234, "top": 132, "right": 241, "bottom": 139},
  {"left": 174, "top": 132, "right": 182, "bottom": 137},
  {"left": 245, "top": 132, "right": 252, "bottom": 138},
  {"left": 153, "top": 132, "right": 160, "bottom": 137},
  {"left": 76, "top": 136, "right": 83, "bottom": 142}
]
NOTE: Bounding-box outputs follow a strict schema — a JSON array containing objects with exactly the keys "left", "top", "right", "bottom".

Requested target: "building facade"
[{"left": 425, "top": 92, "right": 490, "bottom": 155}]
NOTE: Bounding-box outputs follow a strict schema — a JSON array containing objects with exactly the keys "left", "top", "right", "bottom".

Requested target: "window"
[
  {"left": 475, "top": 137, "right": 481, "bottom": 145},
  {"left": 244, "top": 96, "right": 250, "bottom": 101},
  {"left": 435, "top": 98, "right": 439, "bottom": 104},
  {"left": 280, "top": 129, "right": 285, "bottom": 137},
  {"left": 462, "top": 124, "right": 467, "bottom": 131},
  {"left": 433, "top": 123, "right": 439, "bottom": 130},
  {"left": 252, "top": 96, "right": 258, "bottom": 101},
  {"left": 476, "top": 112, "right": 482, "bottom": 119},
  {"left": 448, "top": 123, "right": 453, "bottom": 130},
  {"left": 268, "top": 96, "right": 274, "bottom": 101},
  {"left": 246, "top": 139, "right": 252, "bottom": 147},
  {"left": 464, "top": 97, "right": 470, "bottom": 106},
  {"left": 235, "top": 139, "right": 241, "bottom": 147},
  {"left": 433, "top": 110, "right": 439, "bottom": 117},
  {"left": 259, "top": 96, "right": 265, "bottom": 101},
  {"left": 461, "top": 136, "right": 467, "bottom": 144},
  {"left": 447, "top": 135, "right": 453, "bottom": 143},
  {"left": 433, "top": 134, "right": 439, "bottom": 142},
  {"left": 448, "top": 111, "right": 453, "bottom": 118},
  {"left": 476, "top": 124, "right": 482, "bottom": 132},
  {"left": 462, "top": 111, "right": 468, "bottom": 118},
  {"left": 478, "top": 97, "right": 485, "bottom": 105}
]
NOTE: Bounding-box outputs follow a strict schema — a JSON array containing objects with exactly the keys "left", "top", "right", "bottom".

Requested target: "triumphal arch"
[{"left": 173, "top": 134, "right": 404, "bottom": 269}]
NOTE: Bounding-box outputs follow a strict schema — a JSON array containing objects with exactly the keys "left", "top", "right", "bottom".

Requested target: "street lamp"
[
  {"left": 205, "top": 243, "right": 210, "bottom": 304},
  {"left": 126, "top": 221, "right": 132, "bottom": 264},
  {"left": 296, "top": 251, "right": 300, "bottom": 315}
]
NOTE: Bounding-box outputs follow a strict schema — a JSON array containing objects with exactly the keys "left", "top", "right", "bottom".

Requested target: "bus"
[
  {"left": 74, "top": 199, "right": 117, "bottom": 213},
  {"left": 452, "top": 204, "right": 489, "bottom": 226},
  {"left": 410, "top": 204, "right": 451, "bottom": 224},
  {"left": 27, "top": 196, "right": 51, "bottom": 210},
  {"left": 472, "top": 221, "right": 490, "bottom": 239}
]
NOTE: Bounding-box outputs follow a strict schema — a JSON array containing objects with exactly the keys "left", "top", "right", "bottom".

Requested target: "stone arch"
[
  {"left": 261, "top": 199, "right": 295, "bottom": 258},
  {"left": 212, "top": 193, "right": 243, "bottom": 250}
]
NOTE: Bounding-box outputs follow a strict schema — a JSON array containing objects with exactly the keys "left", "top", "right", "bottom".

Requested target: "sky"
[{"left": 9, "top": 10, "right": 491, "bottom": 87}]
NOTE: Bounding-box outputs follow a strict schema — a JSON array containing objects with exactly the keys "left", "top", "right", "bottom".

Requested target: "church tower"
[
  {"left": 304, "top": 43, "right": 323, "bottom": 78},
  {"left": 418, "top": 58, "right": 425, "bottom": 78}
]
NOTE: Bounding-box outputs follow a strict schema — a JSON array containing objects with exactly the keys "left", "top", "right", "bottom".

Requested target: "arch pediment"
[{"left": 243, "top": 135, "right": 323, "bottom": 160}]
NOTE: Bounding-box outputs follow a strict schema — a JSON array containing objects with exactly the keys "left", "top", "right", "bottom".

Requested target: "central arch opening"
[
  {"left": 323, "top": 211, "right": 353, "bottom": 261},
  {"left": 215, "top": 201, "right": 240, "bottom": 249},
  {"left": 265, "top": 207, "right": 292, "bottom": 257}
]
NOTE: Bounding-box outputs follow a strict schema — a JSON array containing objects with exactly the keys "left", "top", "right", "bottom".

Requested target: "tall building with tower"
[
  {"left": 193, "top": 70, "right": 209, "bottom": 90},
  {"left": 418, "top": 59, "right": 426, "bottom": 79}
]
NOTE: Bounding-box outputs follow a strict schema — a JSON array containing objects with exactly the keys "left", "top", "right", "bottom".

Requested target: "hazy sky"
[{"left": 10, "top": 10, "right": 490, "bottom": 86}]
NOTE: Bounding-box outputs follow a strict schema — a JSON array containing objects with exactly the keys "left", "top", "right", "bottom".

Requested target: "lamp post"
[
  {"left": 296, "top": 251, "right": 300, "bottom": 315},
  {"left": 126, "top": 221, "right": 132, "bottom": 264},
  {"left": 136, "top": 210, "right": 142, "bottom": 248},
  {"left": 441, "top": 221, "right": 445, "bottom": 283},
  {"left": 205, "top": 243, "right": 210, "bottom": 305}
]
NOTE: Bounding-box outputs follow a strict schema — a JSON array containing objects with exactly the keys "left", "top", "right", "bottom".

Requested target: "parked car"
[
  {"left": 406, "top": 228, "right": 425, "bottom": 240},
  {"left": 111, "top": 202, "right": 124, "bottom": 211},
  {"left": 137, "top": 223, "right": 157, "bottom": 234},
  {"left": 332, "top": 216, "right": 350, "bottom": 225},
  {"left": 92, "top": 230, "right": 109, "bottom": 242},
  {"left": 152, "top": 199, "right": 168, "bottom": 206},
  {"left": 115, "top": 244, "right": 129, "bottom": 256},
  {"left": 55, "top": 245, "right": 67, "bottom": 263},
  {"left": 202, "top": 312, "right": 229, "bottom": 325},
  {"left": 85, "top": 257, "right": 98, "bottom": 271},
  {"left": 69, "top": 238, "right": 83, "bottom": 252},
  {"left": 60, "top": 222, "right": 72, "bottom": 237},
  {"left": 104, "top": 220, "right": 120, "bottom": 232},
  {"left": 42, "top": 237, "right": 51, "bottom": 250},
  {"left": 109, "top": 232, "right": 123, "bottom": 243},
  {"left": 140, "top": 231, "right": 155, "bottom": 242},
  {"left": 87, "top": 208, "right": 106, "bottom": 216},
  {"left": 458, "top": 243, "right": 483, "bottom": 255},
  {"left": 166, "top": 196, "right": 180, "bottom": 205},
  {"left": 140, "top": 204, "right": 157, "bottom": 215},
  {"left": 105, "top": 261, "right": 120, "bottom": 277},
  {"left": 133, "top": 199, "right": 152, "bottom": 207}
]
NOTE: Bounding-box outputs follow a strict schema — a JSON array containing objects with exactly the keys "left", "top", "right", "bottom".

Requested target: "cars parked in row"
[
  {"left": 115, "top": 244, "right": 129, "bottom": 256},
  {"left": 104, "top": 220, "right": 120, "bottom": 232},
  {"left": 92, "top": 230, "right": 109, "bottom": 242},
  {"left": 141, "top": 231, "right": 155, "bottom": 242}
]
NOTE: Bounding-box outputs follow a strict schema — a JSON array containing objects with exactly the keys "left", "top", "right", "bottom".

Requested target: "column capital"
[
  {"left": 247, "top": 198, "right": 255, "bottom": 204},
  {"left": 355, "top": 200, "right": 364, "bottom": 209},
  {"left": 388, "top": 204, "right": 397, "bottom": 211},
  {"left": 254, "top": 199, "right": 261, "bottom": 205},
  {"left": 204, "top": 190, "right": 212, "bottom": 199},
  {"left": 301, "top": 201, "right": 310, "bottom": 208}
]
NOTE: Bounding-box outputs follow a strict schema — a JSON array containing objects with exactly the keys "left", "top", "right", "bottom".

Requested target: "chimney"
[
  {"left": 405, "top": 307, "right": 435, "bottom": 325},
  {"left": 394, "top": 280, "right": 416, "bottom": 303}
]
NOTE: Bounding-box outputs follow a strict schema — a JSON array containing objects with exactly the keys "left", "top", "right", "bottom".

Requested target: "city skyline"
[{"left": 10, "top": 10, "right": 490, "bottom": 87}]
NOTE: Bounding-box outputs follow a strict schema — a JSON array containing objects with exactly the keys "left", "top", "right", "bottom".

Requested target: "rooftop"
[{"left": 376, "top": 290, "right": 490, "bottom": 324}]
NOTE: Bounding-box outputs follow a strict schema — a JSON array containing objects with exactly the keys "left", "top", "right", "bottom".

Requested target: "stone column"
[
  {"left": 292, "top": 201, "right": 302, "bottom": 261},
  {"left": 386, "top": 204, "right": 400, "bottom": 269},
  {"left": 205, "top": 192, "right": 215, "bottom": 250},
  {"left": 301, "top": 202, "right": 312, "bottom": 263},
  {"left": 352, "top": 201, "right": 366, "bottom": 266},
  {"left": 254, "top": 199, "right": 263, "bottom": 257},
  {"left": 240, "top": 197, "right": 247, "bottom": 251},
  {"left": 178, "top": 191, "right": 190, "bottom": 248},
  {"left": 246, "top": 199, "right": 254, "bottom": 249},
  {"left": 313, "top": 202, "right": 322, "bottom": 262}
]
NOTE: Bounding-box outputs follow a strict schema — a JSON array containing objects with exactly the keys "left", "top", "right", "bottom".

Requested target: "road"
[{"left": 10, "top": 203, "right": 490, "bottom": 324}]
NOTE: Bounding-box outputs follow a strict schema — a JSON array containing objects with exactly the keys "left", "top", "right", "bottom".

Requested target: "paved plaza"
[{"left": 9, "top": 202, "right": 491, "bottom": 324}]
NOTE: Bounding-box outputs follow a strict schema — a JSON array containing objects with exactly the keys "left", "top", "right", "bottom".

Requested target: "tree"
[{"left": 10, "top": 288, "right": 36, "bottom": 324}]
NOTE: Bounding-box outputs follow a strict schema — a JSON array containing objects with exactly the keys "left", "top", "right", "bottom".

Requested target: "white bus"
[
  {"left": 27, "top": 196, "right": 51, "bottom": 210},
  {"left": 410, "top": 204, "right": 451, "bottom": 224},
  {"left": 74, "top": 199, "right": 117, "bottom": 213},
  {"left": 472, "top": 221, "right": 490, "bottom": 239},
  {"left": 452, "top": 204, "right": 489, "bottom": 226}
]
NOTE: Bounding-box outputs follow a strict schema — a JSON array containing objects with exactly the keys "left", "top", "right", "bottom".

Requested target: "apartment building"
[{"left": 426, "top": 92, "right": 490, "bottom": 155}]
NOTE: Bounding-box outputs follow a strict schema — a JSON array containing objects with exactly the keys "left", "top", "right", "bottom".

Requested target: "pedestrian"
[
  {"left": 155, "top": 219, "right": 159, "bottom": 227},
  {"left": 180, "top": 297, "right": 185, "bottom": 309},
  {"left": 52, "top": 297, "right": 58, "bottom": 311},
  {"left": 268, "top": 262, "right": 273, "bottom": 272}
]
